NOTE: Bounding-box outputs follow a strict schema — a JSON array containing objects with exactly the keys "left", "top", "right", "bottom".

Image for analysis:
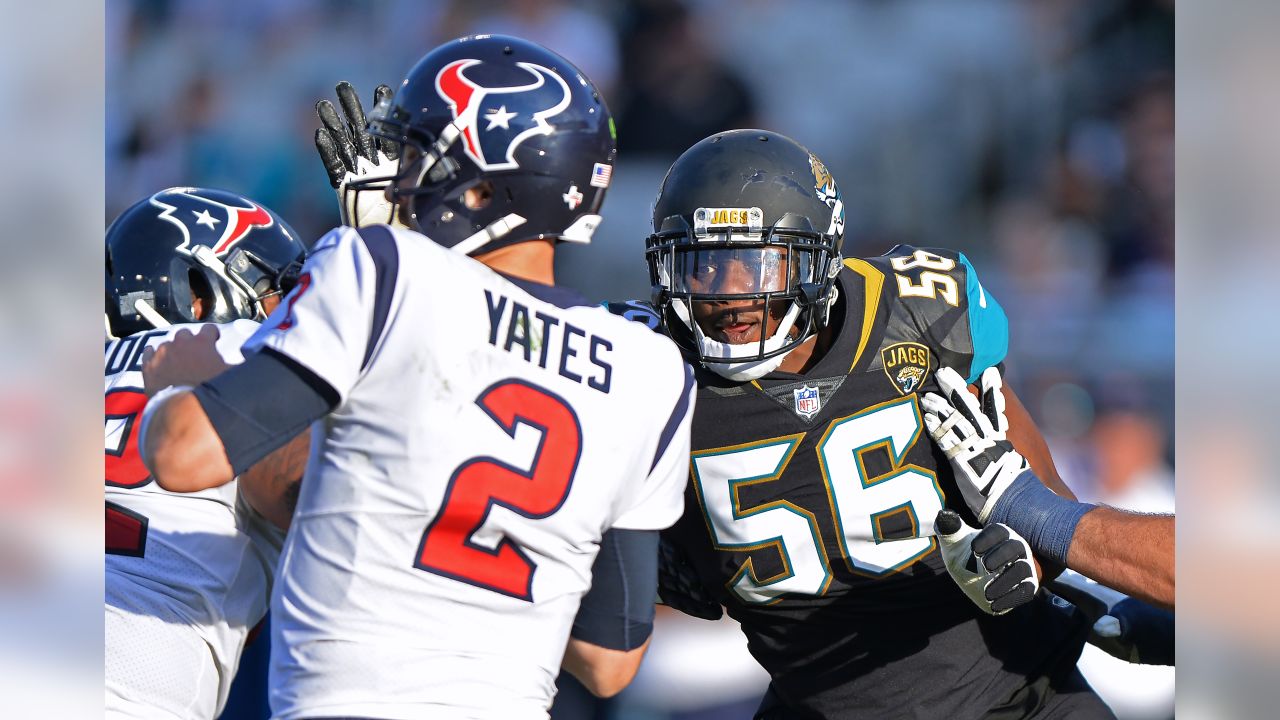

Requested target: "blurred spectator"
[
  {"left": 465, "top": 0, "right": 620, "bottom": 100},
  {"left": 1072, "top": 404, "right": 1174, "bottom": 720},
  {"left": 613, "top": 0, "right": 757, "bottom": 158}
]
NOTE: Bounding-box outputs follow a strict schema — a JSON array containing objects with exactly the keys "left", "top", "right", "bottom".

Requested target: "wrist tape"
[{"left": 988, "top": 471, "right": 1093, "bottom": 565}]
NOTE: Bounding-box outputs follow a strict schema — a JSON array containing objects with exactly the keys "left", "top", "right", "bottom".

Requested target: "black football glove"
[
  {"left": 656, "top": 532, "right": 723, "bottom": 621},
  {"left": 314, "top": 81, "right": 402, "bottom": 227},
  {"left": 936, "top": 509, "right": 1039, "bottom": 615}
]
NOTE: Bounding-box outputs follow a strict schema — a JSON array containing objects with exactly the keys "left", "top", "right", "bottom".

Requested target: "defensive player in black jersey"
[{"left": 608, "top": 130, "right": 1113, "bottom": 719}]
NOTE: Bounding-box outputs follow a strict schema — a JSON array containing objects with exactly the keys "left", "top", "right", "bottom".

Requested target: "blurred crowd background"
[{"left": 103, "top": 0, "right": 1173, "bottom": 718}]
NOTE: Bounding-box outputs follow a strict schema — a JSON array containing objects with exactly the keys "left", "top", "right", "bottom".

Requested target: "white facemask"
[{"left": 672, "top": 299, "right": 802, "bottom": 382}]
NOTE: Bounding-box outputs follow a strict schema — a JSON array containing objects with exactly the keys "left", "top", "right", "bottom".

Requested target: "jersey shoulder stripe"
[
  {"left": 868, "top": 244, "right": 1008, "bottom": 382},
  {"left": 355, "top": 225, "right": 401, "bottom": 371}
]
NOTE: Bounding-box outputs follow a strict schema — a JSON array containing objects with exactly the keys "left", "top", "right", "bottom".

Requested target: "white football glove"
[
  {"left": 314, "top": 81, "right": 406, "bottom": 229},
  {"left": 922, "top": 366, "right": 1030, "bottom": 523},
  {"left": 936, "top": 509, "right": 1039, "bottom": 615}
]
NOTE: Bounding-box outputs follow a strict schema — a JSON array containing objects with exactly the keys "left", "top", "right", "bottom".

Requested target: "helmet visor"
[{"left": 672, "top": 246, "right": 813, "bottom": 297}]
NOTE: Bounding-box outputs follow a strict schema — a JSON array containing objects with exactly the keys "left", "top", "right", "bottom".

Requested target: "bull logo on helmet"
[
  {"left": 435, "top": 58, "right": 572, "bottom": 171},
  {"left": 150, "top": 188, "right": 274, "bottom": 256}
]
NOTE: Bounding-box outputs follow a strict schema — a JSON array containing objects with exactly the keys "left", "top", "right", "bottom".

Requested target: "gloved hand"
[
  {"left": 922, "top": 366, "right": 1031, "bottom": 522},
  {"left": 314, "top": 81, "right": 403, "bottom": 228},
  {"left": 936, "top": 509, "right": 1039, "bottom": 615}
]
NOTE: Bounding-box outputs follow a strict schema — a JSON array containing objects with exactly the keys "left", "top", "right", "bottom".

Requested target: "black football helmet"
[
  {"left": 646, "top": 130, "right": 846, "bottom": 381},
  {"left": 353, "top": 34, "right": 617, "bottom": 255},
  {"left": 105, "top": 187, "right": 307, "bottom": 339}
]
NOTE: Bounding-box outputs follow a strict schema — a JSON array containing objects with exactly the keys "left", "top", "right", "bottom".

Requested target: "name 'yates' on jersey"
[{"left": 484, "top": 289, "right": 613, "bottom": 393}]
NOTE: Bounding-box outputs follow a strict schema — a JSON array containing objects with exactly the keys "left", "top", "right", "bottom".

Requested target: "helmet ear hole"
[
  {"left": 464, "top": 181, "right": 495, "bottom": 211},
  {"left": 188, "top": 268, "right": 214, "bottom": 321}
]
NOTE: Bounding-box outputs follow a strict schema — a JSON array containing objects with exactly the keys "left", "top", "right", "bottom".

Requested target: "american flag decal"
[{"left": 590, "top": 162, "right": 613, "bottom": 188}]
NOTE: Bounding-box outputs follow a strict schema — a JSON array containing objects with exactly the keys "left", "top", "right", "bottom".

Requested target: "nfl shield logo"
[{"left": 793, "top": 385, "right": 821, "bottom": 420}]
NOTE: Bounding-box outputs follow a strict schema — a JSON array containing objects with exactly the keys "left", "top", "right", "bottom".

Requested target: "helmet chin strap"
[
  {"left": 134, "top": 298, "right": 172, "bottom": 330},
  {"left": 451, "top": 213, "right": 528, "bottom": 256},
  {"left": 674, "top": 299, "right": 803, "bottom": 382}
]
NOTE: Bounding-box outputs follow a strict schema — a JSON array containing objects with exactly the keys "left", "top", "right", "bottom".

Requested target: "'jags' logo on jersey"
[
  {"left": 150, "top": 188, "right": 275, "bottom": 257},
  {"left": 435, "top": 58, "right": 572, "bottom": 171},
  {"left": 881, "top": 342, "right": 933, "bottom": 395}
]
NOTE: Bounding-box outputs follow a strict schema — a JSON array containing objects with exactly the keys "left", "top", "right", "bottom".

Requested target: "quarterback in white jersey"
[
  {"left": 271, "top": 224, "right": 693, "bottom": 717},
  {"left": 104, "top": 186, "right": 309, "bottom": 719},
  {"left": 106, "top": 320, "right": 281, "bottom": 719},
  {"left": 140, "top": 35, "right": 695, "bottom": 720}
]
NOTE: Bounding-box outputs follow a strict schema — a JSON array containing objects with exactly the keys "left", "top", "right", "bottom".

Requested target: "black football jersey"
[{"left": 612, "top": 246, "right": 1090, "bottom": 719}]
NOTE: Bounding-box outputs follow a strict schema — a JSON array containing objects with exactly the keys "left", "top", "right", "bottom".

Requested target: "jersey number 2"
[{"left": 415, "top": 379, "right": 581, "bottom": 601}]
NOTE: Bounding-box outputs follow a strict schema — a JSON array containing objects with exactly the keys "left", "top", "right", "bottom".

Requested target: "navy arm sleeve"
[
  {"left": 570, "top": 528, "right": 660, "bottom": 651},
  {"left": 193, "top": 347, "right": 339, "bottom": 476}
]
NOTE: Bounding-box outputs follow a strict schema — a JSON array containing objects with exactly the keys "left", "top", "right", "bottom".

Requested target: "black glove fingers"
[
  {"left": 989, "top": 581, "right": 1036, "bottom": 613},
  {"left": 975, "top": 534, "right": 1020, "bottom": 568},
  {"left": 981, "top": 384, "right": 1000, "bottom": 431},
  {"left": 314, "top": 128, "right": 349, "bottom": 189},
  {"left": 372, "top": 84, "right": 400, "bottom": 159},
  {"left": 986, "top": 563, "right": 1032, "bottom": 599},
  {"left": 316, "top": 99, "right": 358, "bottom": 170},
  {"left": 948, "top": 388, "right": 985, "bottom": 438},
  {"left": 336, "top": 81, "right": 376, "bottom": 161}
]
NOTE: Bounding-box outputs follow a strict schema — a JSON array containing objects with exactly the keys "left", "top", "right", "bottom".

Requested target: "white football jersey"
[
  {"left": 105, "top": 320, "right": 283, "bottom": 719},
  {"left": 247, "top": 225, "right": 695, "bottom": 720}
]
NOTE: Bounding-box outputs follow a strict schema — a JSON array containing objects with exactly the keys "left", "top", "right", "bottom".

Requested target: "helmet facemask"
[{"left": 647, "top": 209, "right": 841, "bottom": 382}]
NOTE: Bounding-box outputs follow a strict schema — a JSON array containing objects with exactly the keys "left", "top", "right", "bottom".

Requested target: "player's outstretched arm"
[
  {"left": 138, "top": 325, "right": 236, "bottom": 492},
  {"left": 1068, "top": 507, "right": 1174, "bottom": 610},
  {"left": 141, "top": 323, "right": 336, "bottom": 496},
  {"left": 923, "top": 365, "right": 1174, "bottom": 609}
]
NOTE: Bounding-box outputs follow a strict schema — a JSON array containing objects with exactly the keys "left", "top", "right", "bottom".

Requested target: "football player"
[
  {"left": 922, "top": 364, "right": 1174, "bottom": 611},
  {"left": 105, "top": 187, "right": 308, "bottom": 719},
  {"left": 615, "top": 130, "right": 1114, "bottom": 718},
  {"left": 139, "top": 35, "right": 696, "bottom": 719}
]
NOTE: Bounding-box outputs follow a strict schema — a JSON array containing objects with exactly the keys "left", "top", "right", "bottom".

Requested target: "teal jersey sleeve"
[{"left": 956, "top": 252, "right": 1008, "bottom": 383}]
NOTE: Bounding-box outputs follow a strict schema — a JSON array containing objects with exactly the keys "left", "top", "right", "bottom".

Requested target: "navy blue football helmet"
[
  {"left": 105, "top": 187, "right": 307, "bottom": 338},
  {"left": 355, "top": 34, "right": 617, "bottom": 255}
]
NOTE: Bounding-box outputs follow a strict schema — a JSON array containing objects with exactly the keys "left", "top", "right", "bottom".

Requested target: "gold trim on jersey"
[
  {"left": 689, "top": 433, "right": 833, "bottom": 603},
  {"left": 841, "top": 258, "right": 885, "bottom": 373},
  {"left": 814, "top": 395, "right": 945, "bottom": 578}
]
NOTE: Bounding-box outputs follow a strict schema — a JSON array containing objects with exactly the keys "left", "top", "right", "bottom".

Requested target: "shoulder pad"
[
  {"left": 873, "top": 245, "right": 1008, "bottom": 384},
  {"left": 601, "top": 299, "right": 663, "bottom": 332}
]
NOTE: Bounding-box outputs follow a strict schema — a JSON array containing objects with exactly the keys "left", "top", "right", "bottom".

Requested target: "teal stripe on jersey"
[{"left": 959, "top": 253, "right": 1008, "bottom": 383}]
